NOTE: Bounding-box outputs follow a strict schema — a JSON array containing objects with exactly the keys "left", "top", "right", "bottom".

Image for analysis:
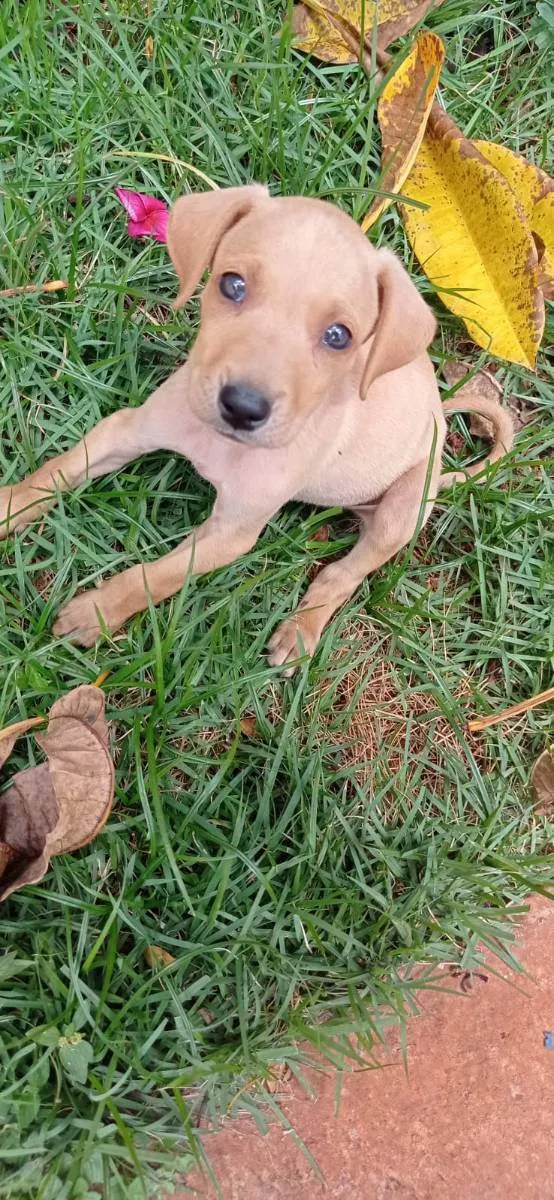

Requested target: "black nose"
[{"left": 218, "top": 383, "right": 271, "bottom": 431}]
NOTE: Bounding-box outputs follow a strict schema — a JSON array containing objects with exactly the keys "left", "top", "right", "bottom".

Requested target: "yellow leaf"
[
  {"left": 291, "top": 1, "right": 358, "bottom": 63},
  {"left": 144, "top": 945, "right": 176, "bottom": 969},
  {"left": 239, "top": 715, "right": 257, "bottom": 738},
  {"left": 400, "top": 109, "right": 544, "bottom": 367},
  {"left": 290, "top": 0, "right": 443, "bottom": 63},
  {"left": 362, "top": 31, "right": 444, "bottom": 230},
  {"left": 473, "top": 141, "right": 554, "bottom": 293},
  {"left": 472, "top": 142, "right": 551, "bottom": 206}
]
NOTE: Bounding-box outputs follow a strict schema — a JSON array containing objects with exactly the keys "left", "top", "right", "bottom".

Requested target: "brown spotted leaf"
[
  {"left": 472, "top": 142, "right": 554, "bottom": 298},
  {"left": 291, "top": 0, "right": 443, "bottom": 63},
  {"left": 0, "top": 685, "right": 114, "bottom": 901},
  {"left": 362, "top": 31, "right": 444, "bottom": 229},
  {"left": 401, "top": 108, "right": 545, "bottom": 367}
]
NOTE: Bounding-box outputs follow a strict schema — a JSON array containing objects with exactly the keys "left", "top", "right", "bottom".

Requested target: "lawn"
[{"left": 0, "top": 0, "right": 553, "bottom": 1195}]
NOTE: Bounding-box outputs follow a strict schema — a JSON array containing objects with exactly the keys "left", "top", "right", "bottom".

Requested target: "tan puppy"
[{"left": 0, "top": 186, "right": 513, "bottom": 669}]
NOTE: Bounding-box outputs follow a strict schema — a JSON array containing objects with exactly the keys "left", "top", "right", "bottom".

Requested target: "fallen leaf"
[
  {"left": 290, "top": 0, "right": 443, "bottom": 63},
  {"left": 35, "top": 687, "right": 113, "bottom": 854},
  {"left": 115, "top": 187, "right": 169, "bottom": 243},
  {"left": 400, "top": 108, "right": 544, "bottom": 367},
  {"left": 532, "top": 196, "right": 554, "bottom": 298},
  {"left": 468, "top": 685, "right": 554, "bottom": 733},
  {"left": 371, "top": 0, "right": 444, "bottom": 53},
  {"left": 444, "top": 361, "right": 536, "bottom": 433},
  {"left": 531, "top": 749, "right": 554, "bottom": 816},
  {"left": 362, "top": 31, "right": 444, "bottom": 230},
  {"left": 0, "top": 685, "right": 114, "bottom": 901},
  {"left": 144, "top": 945, "right": 176, "bottom": 969},
  {"left": 0, "top": 281, "right": 67, "bottom": 299},
  {"left": 291, "top": 0, "right": 359, "bottom": 63},
  {"left": 442, "top": 363, "right": 502, "bottom": 438},
  {"left": 472, "top": 141, "right": 554, "bottom": 295},
  {"left": 239, "top": 715, "right": 257, "bottom": 738}
]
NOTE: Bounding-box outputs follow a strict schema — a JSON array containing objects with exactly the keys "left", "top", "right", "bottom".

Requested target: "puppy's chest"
[{"left": 294, "top": 442, "right": 396, "bottom": 508}]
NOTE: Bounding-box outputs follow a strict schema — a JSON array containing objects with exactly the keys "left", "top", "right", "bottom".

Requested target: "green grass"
[{"left": 0, "top": 0, "right": 553, "bottom": 1195}]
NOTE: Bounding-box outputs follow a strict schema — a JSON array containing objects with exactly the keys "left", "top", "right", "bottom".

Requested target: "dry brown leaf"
[
  {"left": 444, "top": 362, "right": 536, "bottom": 433},
  {"left": 442, "top": 364, "right": 502, "bottom": 438},
  {"left": 36, "top": 687, "right": 113, "bottom": 855},
  {"left": 362, "top": 31, "right": 444, "bottom": 229},
  {"left": 532, "top": 750, "right": 554, "bottom": 817},
  {"left": 291, "top": 0, "right": 443, "bottom": 64},
  {"left": 0, "top": 766, "right": 58, "bottom": 856},
  {"left": 145, "top": 945, "right": 176, "bottom": 969},
  {"left": 239, "top": 715, "right": 257, "bottom": 738},
  {"left": 0, "top": 844, "right": 19, "bottom": 875},
  {"left": 0, "top": 685, "right": 114, "bottom": 901},
  {"left": 0, "top": 280, "right": 67, "bottom": 299}
]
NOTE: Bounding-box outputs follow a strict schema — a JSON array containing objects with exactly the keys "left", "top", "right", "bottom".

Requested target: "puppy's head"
[{"left": 167, "top": 186, "right": 436, "bottom": 447}]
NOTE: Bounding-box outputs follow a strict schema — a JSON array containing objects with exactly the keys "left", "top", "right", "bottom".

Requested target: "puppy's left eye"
[
  {"left": 220, "top": 272, "right": 246, "bottom": 303},
  {"left": 322, "top": 323, "right": 352, "bottom": 350}
]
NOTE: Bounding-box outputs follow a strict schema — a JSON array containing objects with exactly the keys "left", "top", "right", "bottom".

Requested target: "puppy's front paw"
[
  {"left": 53, "top": 591, "right": 111, "bottom": 647},
  {"left": 267, "top": 613, "right": 320, "bottom": 677}
]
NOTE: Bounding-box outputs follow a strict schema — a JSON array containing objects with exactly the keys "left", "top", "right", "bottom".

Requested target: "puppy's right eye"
[{"left": 219, "top": 273, "right": 246, "bottom": 303}]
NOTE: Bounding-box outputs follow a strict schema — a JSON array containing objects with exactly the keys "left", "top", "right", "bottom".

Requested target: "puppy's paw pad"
[{"left": 53, "top": 593, "right": 106, "bottom": 647}]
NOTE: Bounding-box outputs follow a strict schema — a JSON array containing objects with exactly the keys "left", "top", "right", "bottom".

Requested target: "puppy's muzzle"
[{"left": 218, "top": 382, "right": 271, "bottom": 431}]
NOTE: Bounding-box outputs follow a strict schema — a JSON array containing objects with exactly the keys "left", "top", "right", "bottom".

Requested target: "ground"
[
  {"left": 181, "top": 897, "right": 554, "bottom": 1199},
  {"left": 0, "top": 1, "right": 552, "bottom": 1197}
]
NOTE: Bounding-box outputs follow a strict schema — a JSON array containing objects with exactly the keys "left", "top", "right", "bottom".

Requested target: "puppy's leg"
[
  {"left": 53, "top": 507, "right": 268, "bottom": 646},
  {"left": 268, "top": 457, "right": 438, "bottom": 673},
  {"left": 0, "top": 406, "right": 163, "bottom": 537}
]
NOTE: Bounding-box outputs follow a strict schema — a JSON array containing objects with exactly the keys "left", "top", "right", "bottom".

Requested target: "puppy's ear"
[
  {"left": 361, "top": 249, "right": 436, "bottom": 396},
  {"left": 167, "top": 184, "right": 269, "bottom": 307}
]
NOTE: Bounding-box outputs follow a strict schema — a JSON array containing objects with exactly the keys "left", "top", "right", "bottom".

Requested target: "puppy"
[{"left": 0, "top": 185, "right": 513, "bottom": 669}]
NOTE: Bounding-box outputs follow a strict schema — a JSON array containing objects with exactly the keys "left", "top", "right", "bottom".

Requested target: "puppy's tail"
[{"left": 439, "top": 395, "right": 514, "bottom": 489}]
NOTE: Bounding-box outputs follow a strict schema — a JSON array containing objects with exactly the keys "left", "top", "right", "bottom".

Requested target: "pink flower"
[{"left": 115, "top": 187, "right": 169, "bottom": 243}]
